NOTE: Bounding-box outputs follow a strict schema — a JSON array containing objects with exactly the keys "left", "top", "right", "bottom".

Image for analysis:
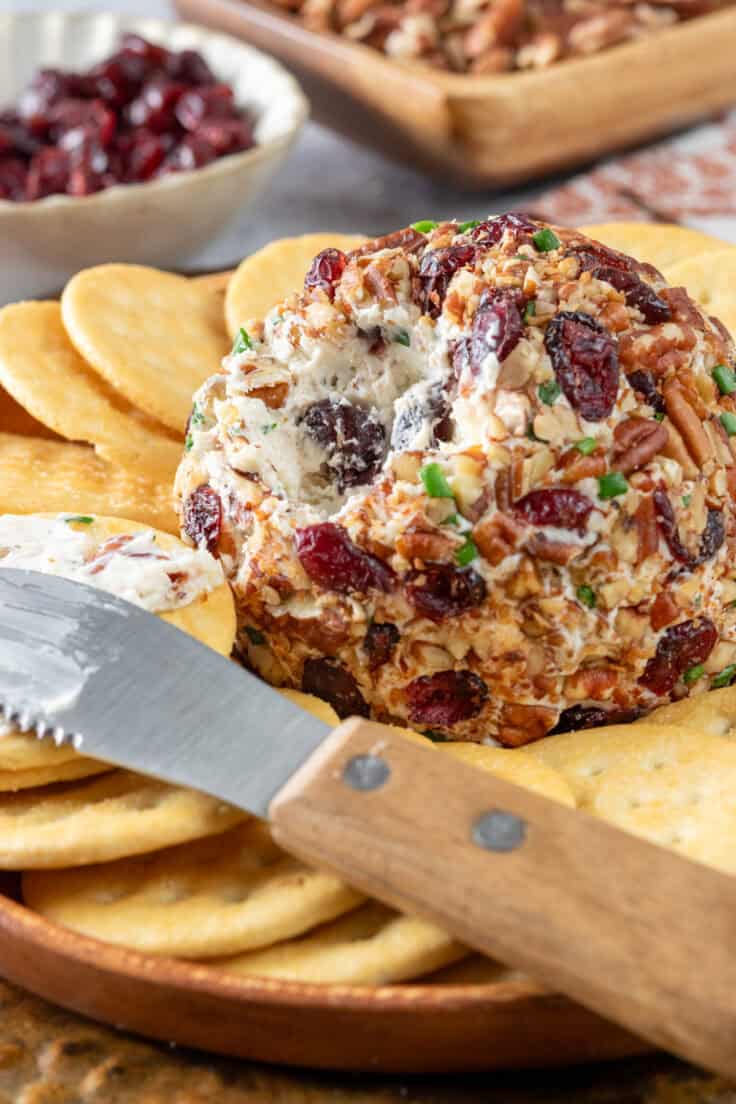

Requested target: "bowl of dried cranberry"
[{"left": 0, "top": 12, "right": 308, "bottom": 303}]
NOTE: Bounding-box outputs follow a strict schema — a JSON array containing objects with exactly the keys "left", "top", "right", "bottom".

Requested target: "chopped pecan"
[
  {"left": 634, "top": 493, "right": 659, "bottom": 564},
  {"left": 612, "top": 416, "right": 669, "bottom": 474},
  {"left": 397, "top": 522, "right": 455, "bottom": 562},
  {"left": 353, "top": 227, "right": 426, "bottom": 256},
  {"left": 497, "top": 702, "right": 557, "bottom": 747},
  {"left": 557, "top": 446, "right": 607, "bottom": 484},
  {"left": 708, "top": 414, "right": 735, "bottom": 467},
  {"left": 525, "top": 535, "right": 583, "bottom": 565},
  {"left": 568, "top": 9, "right": 633, "bottom": 53},
  {"left": 472, "top": 512, "right": 524, "bottom": 566},
  {"left": 659, "top": 286, "right": 704, "bottom": 328},
  {"left": 660, "top": 418, "right": 699, "bottom": 479},
  {"left": 564, "top": 667, "right": 618, "bottom": 701},
  {"left": 663, "top": 379, "right": 714, "bottom": 467},
  {"left": 247, "top": 382, "right": 289, "bottom": 408},
  {"left": 276, "top": 610, "right": 350, "bottom": 654},
  {"left": 464, "top": 0, "right": 522, "bottom": 56},
  {"left": 651, "top": 591, "right": 679, "bottom": 632},
  {"left": 469, "top": 46, "right": 514, "bottom": 73},
  {"left": 363, "top": 263, "right": 398, "bottom": 303}
]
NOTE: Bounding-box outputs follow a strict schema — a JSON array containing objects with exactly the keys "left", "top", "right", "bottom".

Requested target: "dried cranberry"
[
  {"left": 469, "top": 213, "right": 536, "bottom": 246},
  {"left": 296, "top": 523, "right": 395, "bottom": 594},
  {"left": 574, "top": 242, "right": 636, "bottom": 275},
  {"left": 0, "top": 114, "right": 40, "bottom": 158},
  {"left": 161, "top": 134, "right": 217, "bottom": 174},
  {"left": 391, "top": 383, "right": 453, "bottom": 451},
  {"left": 183, "top": 484, "right": 222, "bottom": 555},
  {"left": 301, "top": 398, "right": 385, "bottom": 491},
  {"left": 627, "top": 370, "right": 665, "bottom": 415},
  {"left": 127, "top": 80, "right": 186, "bottom": 134},
  {"left": 544, "top": 311, "right": 619, "bottom": 421},
  {"left": 417, "top": 244, "right": 476, "bottom": 319},
  {"left": 49, "top": 98, "right": 117, "bottom": 148},
  {"left": 0, "top": 158, "right": 27, "bottom": 201},
  {"left": 196, "top": 118, "right": 253, "bottom": 156},
  {"left": 591, "top": 266, "right": 671, "bottom": 325},
  {"left": 119, "top": 33, "right": 170, "bottom": 68},
  {"left": 550, "top": 704, "right": 642, "bottom": 735},
  {"left": 406, "top": 669, "right": 488, "bottom": 727},
  {"left": 406, "top": 563, "right": 486, "bottom": 622},
  {"left": 302, "top": 658, "right": 368, "bottom": 718},
  {"left": 175, "top": 84, "right": 235, "bottom": 131},
  {"left": 304, "top": 249, "right": 347, "bottom": 300},
  {"left": 90, "top": 50, "right": 151, "bottom": 108},
  {"left": 653, "top": 491, "right": 725, "bottom": 569},
  {"left": 513, "top": 488, "right": 593, "bottom": 533},
  {"left": 639, "top": 617, "right": 718, "bottom": 696},
  {"left": 470, "top": 287, "right": 524, "bottom": 368},
  {"left": 364, "top": 621, "right": 400, "bottom": 669},
  {"left": 18, "top": 69, "right": 77, "bottom": 133},
  {"left": 166, "top": 49, "right": 216, "bottom": 86},
  {"left": 25, "top": 147, "right": 70, "bottom": 200},
  {"left": 121, "top": 130, "right": 169, "bottom": 181}
]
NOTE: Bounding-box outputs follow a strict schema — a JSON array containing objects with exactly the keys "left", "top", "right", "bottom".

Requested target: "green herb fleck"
[
  {"left": 394, "top": 329, "right": 411, "bottom": 347},
  {"left": 65, "top": 515, "right": 94, "bottom": 525},
  {"left": 185, "top": 434, "right": 194, "bottom": 451},
  {"left": 420, "top": 462, "right": 454, "bottom": 499},
  {"left": 262, "top": 423, "right": 277, "bottom": 434},
  {"left": 538, "top": 379, "right": 561, "bottom": 405},
  {"left": 190, "top": 403, "right": 205, "bottom": 427},
  {"left": 721, "top": 412, "right": 736, "bottom": 436},
  {"left": 713, "top": 363, "right": 736, "bottom": 395},
  {"left": 411, "top": 220, "right": 438, "bottom": 234},
  {"left": 713, "top": 664, "right": 736, "bottom": 689},
  {"left": 575, "top": 437, "right": 597, "bottom": 455},
  {"left": 576, "top": 584, "right": 596, "bottom": 609},
  {"left": 232, "top": 326, "right": 253, "bottom": 355},
  {"left": 455, "top": 537, "right": 478, "bottom": 566},
  {"left": 653, "top": 411, "right": 665, "bottom": 422},
  {"left": 245, "top": 626, "right": 266, "bottom": 646},
  {"left": 683, "top": 663, "right": 705, "bottom": 686},
  {"left": 458, "top": 220, "right": 481, "bottom": 233},
  {"left": 523, "top": 300, "right": 536, "bottom": 323},
  {"left": 598, "top": 472, "right": 628, "bottom": 500},
  {"left": 532, "top": 228, "right": 560, "bottom": 253},
  {"left": 682, "top": 494, "right": 692, "bottom": 507},
  {"left": 444, "top": 513, "right": 460, "bottom": 527}
]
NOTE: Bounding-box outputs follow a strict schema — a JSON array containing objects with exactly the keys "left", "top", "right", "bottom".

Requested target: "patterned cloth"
[{"left": 536, "top": 109, "right": 736, "bottom": 241}]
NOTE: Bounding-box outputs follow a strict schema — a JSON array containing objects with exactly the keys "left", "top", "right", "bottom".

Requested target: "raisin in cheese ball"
[{"left": 175, "top": 215, "right": 736, "bottom": 745}]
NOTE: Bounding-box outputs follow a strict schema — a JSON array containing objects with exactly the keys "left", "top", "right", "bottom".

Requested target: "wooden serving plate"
[
  {"left": 0, "top": 879, "right": 648, "bottom": 1072},
  {"left": 174, "top": 0, "right": 736, "bottom": 188}
]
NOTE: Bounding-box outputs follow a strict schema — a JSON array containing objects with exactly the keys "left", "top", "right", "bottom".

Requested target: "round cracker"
[
  {"left": 441, "top": 743, "right": 575, "bottom": 806},
  {"left": 0, "top": 433, "right": 177, "bottom": 534},
  {"left": 0, "top": 302, "right": 181, "bottom": 483},
  {"left": 0, "top": 388, "right": 60, "bottom": 440},
  {"left": 2, "top": 770, "right": 243, "bottom": 869},
  {"left": 642, "top": 685, "right": 736, "bottom": 740},
  {"left": 213, "top": 901, "right": 467, "bottom": 985},
  {"left": 0, "top": 758, "right": 110, "bottom": 792},
  {"left": 225, "top": 233, "right": 366, "bottom": 338},
  {"left": 661, "top": 250, "right": 736, "bottom": 340},
  {"left": 521, "top": 722, "right": 723, "bottom": 808},
  {"left": 24, "top": 819, "right": 363, "bottom": 958},
  {"left": 579, "top": 222, "right": 730, "bottom": 274},
  {"left": 61, "top": 265, "right": 230, "bottom": 434}
]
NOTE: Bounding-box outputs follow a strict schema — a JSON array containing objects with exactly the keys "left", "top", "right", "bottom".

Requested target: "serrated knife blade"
[
  {"left": 5, "top": 568, "right": 736, "bottom": 1080},
  {"left": 0, "top": 568, "right": 328, "bottom": 816}
]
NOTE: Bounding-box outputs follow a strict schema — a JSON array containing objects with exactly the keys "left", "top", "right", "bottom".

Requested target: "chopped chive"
[
  {"left": 532, "top": 228, "right": 560, "bottom": 253},
  {"left": 184, "top": 434, "right": 194, "bottom": 451},
  {"left": 721, "top": 412, "right": 736, "bottom": 436},
  {"left": 65, "top": 515, "right": 94, "bottom": 525},
  {"left": 411, "top": 220, "right": 438, "bottom": 234},
  {"left": 713, "top": 664, "right": 736, "bottom": 688},
  {"left": 538, "top": 379, "right": 561, "bottom": 405},
  {"left": 444, "top": 513, "right": 460, "bottom": 527},
  {"left": 420, "top": 462, "right": 454, "bottom": 499},
  {"left": 232, "top": 326, "right": 253, "bottom": 355},
  {"left": 523, "top": 300, "right": 536, "bottom": 323},
  {"left": 190, "top": 403, "right": 205, "bottom": 426},
  {"left": 713, "top": 363, "right": 736, "bottom": 394},
  {"left": 575, "top": 437, "right": 597, "bottom": 455},
  {"left": 394, "top": 329, "right": 411, "bottom": 347},
  {"left": 598, "top": 472, "right": 628, "bottom": 500},
  {"left": 245, "top": 626, "right": 266, "bottom": 646},
  {"left": 683, "top": 663, "right": 705, "bottom": 686},
  {"left": 653, "top": 411, "right": 665, "bottom": 422},
  {"left": 576, "top": 584, "right": 596, "bottom": 609},
  {"left": 682, "top": 494, "right": 692, "bottom": 507},
  {"left": 262, "top": 423, "right": 277, "bottom": 434},
  {"left": 458, "top": 219, "right": 481, "bottom": 233},
  {"left": 455, "top": 537, "right": 478, "bottom": 566}
]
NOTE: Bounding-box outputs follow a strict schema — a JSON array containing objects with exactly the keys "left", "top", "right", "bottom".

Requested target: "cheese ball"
[{"left": 175, "top": 216, "right": 736, "bottom": 745}]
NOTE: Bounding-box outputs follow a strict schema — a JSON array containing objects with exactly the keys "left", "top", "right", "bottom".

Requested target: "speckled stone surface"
[{"left": 0, "top": 978, "right": 728, "bottom": 1103}]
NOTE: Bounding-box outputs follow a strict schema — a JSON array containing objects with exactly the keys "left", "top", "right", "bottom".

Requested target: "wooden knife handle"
[{"left": 270, "top": 718, "right": 736, "bottom": 1078}]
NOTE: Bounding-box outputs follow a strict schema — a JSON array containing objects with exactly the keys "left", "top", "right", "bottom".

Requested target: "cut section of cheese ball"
[{"left": 176, "top": 217, "right": 736, "bottom": 746}]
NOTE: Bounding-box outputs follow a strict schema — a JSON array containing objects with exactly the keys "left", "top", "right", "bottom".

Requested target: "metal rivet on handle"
[
  {"left": 343, "top": 754, "right": 391, "bottom": 792},
  {"left": 473, "top": 810, "right": 526, "bottom": 853}
]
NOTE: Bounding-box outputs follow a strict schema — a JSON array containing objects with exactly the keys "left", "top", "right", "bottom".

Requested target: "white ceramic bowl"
[{"left": 0, "top": 11, "right": 309, "bottom": 304}]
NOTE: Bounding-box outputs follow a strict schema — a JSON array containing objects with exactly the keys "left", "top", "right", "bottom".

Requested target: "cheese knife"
[{"left": 1, "top": 566, "right": 735, "bottom": 1076}]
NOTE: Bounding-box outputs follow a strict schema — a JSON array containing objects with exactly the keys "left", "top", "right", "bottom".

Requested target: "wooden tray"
[
  {"left": 173, "top": 0, "right": 736, "bottom": 188},
  {"left": 0, "top": 878, "right": 648, "bottom": 1073}
]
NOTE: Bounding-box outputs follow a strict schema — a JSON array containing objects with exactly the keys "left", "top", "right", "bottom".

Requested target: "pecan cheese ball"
[{"left": 175, "top": 215, "right": 736, "bottom": 745}]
